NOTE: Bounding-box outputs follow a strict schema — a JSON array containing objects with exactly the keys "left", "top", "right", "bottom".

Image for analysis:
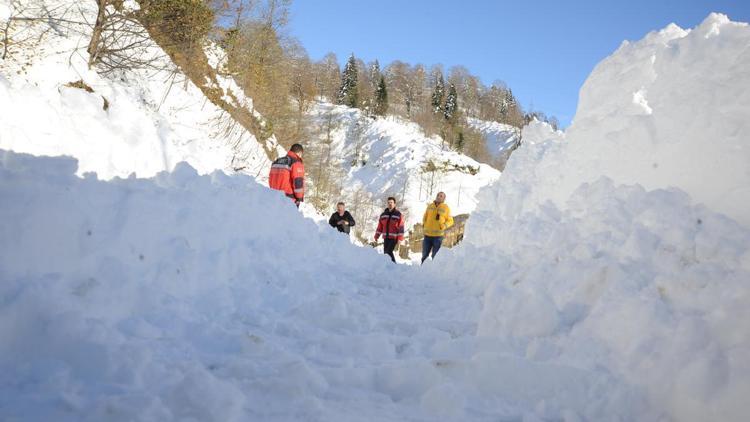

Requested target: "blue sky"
[{"left": 288, "top": 0, "right": 749, "bottom": 127}]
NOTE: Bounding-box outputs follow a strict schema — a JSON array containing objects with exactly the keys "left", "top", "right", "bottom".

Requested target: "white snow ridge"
[{"left": 1, "top": 7, "right": 750, "bottom": 422}]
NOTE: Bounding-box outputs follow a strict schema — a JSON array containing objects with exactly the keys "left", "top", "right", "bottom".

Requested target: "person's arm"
[
  {"left": 445, "top": 210, "right": 454, "bottom": 229},
  {"left": 397, "top": 214, "right": 405, "bottom": 242},
  {"left": 291, "top": 161, "right": 304, "bottom": 202},
  {"left": 422, "top": 207, "right": 428, "bottom": 226},
  {"left": 374, "top": 216, "right": 383, "bottom": 240},
  {"left": 346, "top": 211, "right": 355, "bottom": 227},
  {"left": 329, "top": 213, "right": 337, "bottom": 228}
]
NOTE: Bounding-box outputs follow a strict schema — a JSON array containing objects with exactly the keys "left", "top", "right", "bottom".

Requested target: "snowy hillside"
[
  {"left": 466, "top": 117, "right": 521, "bottom": 160},
  {"left": 308, "top": 102, "right": 500, "bottom": 239},
  {"left": 0, "top": 0, "right": 279, "bottom": 180}
]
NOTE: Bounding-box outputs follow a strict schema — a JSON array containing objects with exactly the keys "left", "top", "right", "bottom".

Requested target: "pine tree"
[
  {"left": 338, "top": 54, "right": 359, "bottom": 108},
  {"left": 506, "top": 88, "right": 517, "bottom": 107},
  {"left": 499, "top": 93, "right": 509, "bottom": 121},
  {"left": 444, "top": 83, "right": 458, "bottom": 122},
  {"left": 369, "top": 60, "right": 381, "bottom": 94},
  {"left": 431, "top": 72, "right": 445, "bottom": 114},
  {"left": 374, "top": 75, "right": 389, "bottom": 116}
]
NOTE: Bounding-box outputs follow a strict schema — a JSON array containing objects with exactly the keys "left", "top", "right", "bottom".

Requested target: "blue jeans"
[{"left": 421, "top": 236, "right": 443, "bottom": 263}]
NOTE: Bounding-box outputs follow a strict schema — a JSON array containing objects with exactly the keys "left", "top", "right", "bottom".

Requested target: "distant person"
[
  {"left": 268, "top": 143, "right": 305, "bottom": 207},
  {"left": 329, "top": 202, "right": 356, "bottom": 234},
  {"left": 421, "top": 191, "right": 454, "bottom": 264},
  {"left": 374, "top": 196, "right": 405, "bottom": 263}
]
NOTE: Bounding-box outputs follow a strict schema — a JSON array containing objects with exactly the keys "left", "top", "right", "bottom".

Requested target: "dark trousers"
[
  {"left": 383, "top": 238, "right": 398, "bottom": 263},
  {"left": 421, "top": 236, "right": 443, "bottom": 263}
]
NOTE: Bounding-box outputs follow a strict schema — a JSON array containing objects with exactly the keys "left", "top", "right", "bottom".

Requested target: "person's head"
[
  {"left": 435, "top": 192, "right": 446, "bottom": 204},
  {"left": 336, "top": 202, "right": 345, "bottom": 213},
  {"left": 290, "top": 143, "right": 304, "bottom": 157},
  {"left": 387, "top": 196, "right": 396, "bottom": 210}
]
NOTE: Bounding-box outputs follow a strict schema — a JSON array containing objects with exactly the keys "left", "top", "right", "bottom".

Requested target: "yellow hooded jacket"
[{"left": 422, "top": 202, "right": 454, "bottom": 237}]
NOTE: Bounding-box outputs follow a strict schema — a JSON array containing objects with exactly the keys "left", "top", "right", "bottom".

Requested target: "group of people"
[{"left": 269, "top": 144, "right": 454, "bottom": 264}]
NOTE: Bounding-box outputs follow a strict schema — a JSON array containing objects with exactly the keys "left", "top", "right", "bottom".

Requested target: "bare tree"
[
  {"left": 85, "top": 1, "right": 169, "bottom": 74},
  {"left": 313, "top": 52, "right": 340, "bottom": 102},
  {"left": 1, "top": 0, "right": 72, "bottom": 61}
]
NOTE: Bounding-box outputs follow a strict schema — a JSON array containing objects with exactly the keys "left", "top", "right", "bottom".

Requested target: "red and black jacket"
[
  {"left": 375, "top": 208, "right": 404, "bottom": 241},
  {"left": 268, "top": 151, "right": 304, "bottom": 202}
]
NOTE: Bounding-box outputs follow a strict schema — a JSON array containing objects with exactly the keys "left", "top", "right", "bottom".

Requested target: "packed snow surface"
[{"left": 1, "top": 9, "right": 749, "bottom": 422}]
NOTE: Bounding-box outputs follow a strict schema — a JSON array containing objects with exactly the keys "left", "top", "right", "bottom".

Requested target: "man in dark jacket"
[
  {"left": 329, "top": 202, "right": 356, "bottom": 234},
  {"left": 268, "top": 143, "right": 305, "bottom": 207},
  {"left": 374, "top": 197, "right": 405, "bottom": 263}
]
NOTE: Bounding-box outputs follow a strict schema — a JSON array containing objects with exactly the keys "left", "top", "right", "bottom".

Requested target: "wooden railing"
[{"left": 398, "top": 214, "right": 470, "bottom": 258}]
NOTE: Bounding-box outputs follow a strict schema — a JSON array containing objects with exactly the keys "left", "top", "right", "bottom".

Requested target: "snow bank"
[
  {"left": 0, "top": 149, "right": 393, "bottom": 421},
  {"left": 541, "top": 13, "right": 750, "bottom": 226},
  {"left": 436, "top": 14, "right": 750, "bottom": 422},
  {"left": 0, "top": 150, "right": 654, "bottom": 421}
]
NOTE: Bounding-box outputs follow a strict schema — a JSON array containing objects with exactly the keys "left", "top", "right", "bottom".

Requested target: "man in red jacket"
[
  {"left": 268, "top": 144, "right": 305, "bottom": 207},
  {"left": 374, "top": 196, "right": 404, "bottom": 263}
]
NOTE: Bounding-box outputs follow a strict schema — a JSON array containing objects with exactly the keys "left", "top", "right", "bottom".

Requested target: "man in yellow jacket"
[{"left": 421, "top": 191, "right": 454, "bottom": 264}]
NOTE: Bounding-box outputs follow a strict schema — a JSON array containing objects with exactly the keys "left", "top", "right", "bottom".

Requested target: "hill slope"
[{"left": 0, "top": 0, "right": 279, "bottom": 179}]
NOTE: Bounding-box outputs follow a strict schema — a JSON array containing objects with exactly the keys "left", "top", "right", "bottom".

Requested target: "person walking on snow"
[
  {"left": 268, "top": 143, "right": 305, "bottom": 207},
  {"left": 421, "top": 191, "right": 454, "bottom": 264},
  {"left": 329, "top": 202, "right": 356, "bottom": 234},
  {"left": 374, "top": 196, "right": 405, "bottom": 263}
]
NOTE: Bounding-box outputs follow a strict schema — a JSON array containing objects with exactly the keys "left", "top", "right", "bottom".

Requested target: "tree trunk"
[{"left": 87, "top": 0, "right": 107, "bottom": 68}]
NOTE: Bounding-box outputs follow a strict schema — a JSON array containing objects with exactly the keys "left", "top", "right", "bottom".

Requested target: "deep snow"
[
  {"left": 441, "top": 14, "right": 750, "bottom": 421},
  {"left": 0, "top": 149, "right": 653, "bottom": 421},
  {"left": 540, "top": 13, "right": 750, "bottom": 227},
  {"left": 1, "top": 4, "right": 749, "bottom": 422}
]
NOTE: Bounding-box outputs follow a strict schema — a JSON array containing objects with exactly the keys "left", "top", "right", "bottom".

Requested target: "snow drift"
[
  {"left": 0, "top": 150, "right": 653, "bottom": 421},
  {"left": 439, "top": 13, "right": 750, "bottom": 422},
  {"left": 534, "top": 13, "right": 750, "bottom": 227}
]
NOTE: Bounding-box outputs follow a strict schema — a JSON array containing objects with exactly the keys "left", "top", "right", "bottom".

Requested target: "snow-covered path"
[
  {"left": 0, "top": 150, "right": 486, "bottom": 421},
  {"left": 0, "top": 150, "right": 657, "bottom": 421}
]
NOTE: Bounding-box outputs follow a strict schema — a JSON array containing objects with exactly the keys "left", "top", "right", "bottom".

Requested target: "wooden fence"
[{"left": 398, "top": 214, "right": 470, "bottom": 259}]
